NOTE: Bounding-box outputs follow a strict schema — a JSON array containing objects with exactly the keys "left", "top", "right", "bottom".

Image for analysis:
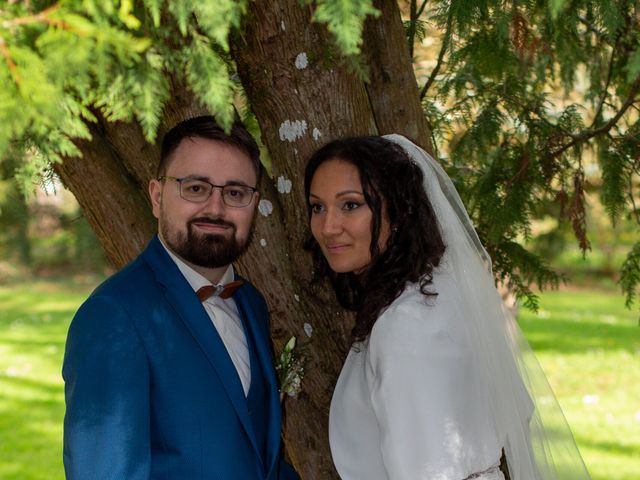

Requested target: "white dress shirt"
[{"left": 160, "top": 239, "right": 251, "bottom": 396}]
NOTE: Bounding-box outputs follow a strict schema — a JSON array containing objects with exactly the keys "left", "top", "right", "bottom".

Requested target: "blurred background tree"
[
  {"left": 0, "top": 149, "right": 106, "bottom": 281},
  {"left": 0, "top": 151, "right": 32, "bottom": 271}
]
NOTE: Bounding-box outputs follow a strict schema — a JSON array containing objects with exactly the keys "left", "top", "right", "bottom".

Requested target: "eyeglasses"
[{"left": 158, "top": 176, "right": 258, "bottom": 208}]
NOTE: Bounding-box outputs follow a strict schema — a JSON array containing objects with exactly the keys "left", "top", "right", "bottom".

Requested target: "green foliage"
[
  {"left": 313, "top": 0, "right": 379, "bottom": 56},
  {"left": 0, "top": 2, "right": 149, "bottom": 165},
  {"left": 599, "top": 148, "right": 627, "bottom": 222},
  {"left": 193, "top": 1, "right": 247, "bottom": 50},
  {"left": 0, "top": 0, "right": 249, "bottom": 177},
  {"left": 0, "top": 0, "right": 638, "bottom": 315},
  {"left": 493, "top": 239, "right": 564, "bottom": 311},
  {"left": 0, "top": 145, "right": 106, "bottom": 275},
  {"left": 0, "top": 153, "right": 31, "bottom": 266},
  {"left": 619, "top": 242, "right": 640, "bottom": 311},
  {"left": 416, "top": 0, "right": 640, "bottom": 312},
  {"left": 185, "top": 34, "right": 235, "bottom": 128}
]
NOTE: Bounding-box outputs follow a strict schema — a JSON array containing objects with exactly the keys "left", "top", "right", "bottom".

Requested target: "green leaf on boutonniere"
[{"left": 276, "top": 336, "right": 305, "bottom": 401}]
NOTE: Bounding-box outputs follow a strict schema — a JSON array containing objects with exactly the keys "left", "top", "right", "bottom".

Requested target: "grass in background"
[
  {"left": 0, "top": 280, "right": 96, "bottom": 480},
  {"left": 519, "top": 289, "right": 640, "bottom": 480},
  {"left": 0, "top": 281, "right": 638, "bottom": 479}
]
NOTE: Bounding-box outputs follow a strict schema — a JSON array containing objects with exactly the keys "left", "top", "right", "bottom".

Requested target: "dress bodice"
[{"left": 329, "top": 272, "right": 506, "bottom": 480}]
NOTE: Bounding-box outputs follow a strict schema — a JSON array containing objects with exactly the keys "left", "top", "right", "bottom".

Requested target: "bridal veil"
[{"left": 383, "top": 134, "right": 591, "bottom": 480}]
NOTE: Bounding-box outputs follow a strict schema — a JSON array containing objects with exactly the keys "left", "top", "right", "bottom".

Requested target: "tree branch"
[
  {"left": 0, "top": 4, "right": 63, "bottom": 29},
  {"left": 408, "top": 0, "right": 417, "bottom": 58},
  {"left": 498, "top": 91, "right": 575, "bottom": 138},
  {"left": 407, "top": 0, "right": 428, "bottom": 59},
  {"left": 576, "top": 14, "right": 607, "bottom": 39},
  {"left": 420, "top": 10, "right": 452, "bottom": 100},
  {"left": 590, "top": 37, "right": 620, "bottom": 129},
  {"left": 0, "top": 35, "right": 19, "bottom": 85},
  {"left": 629, "top": 174, "right": 640, "bottom": 225},
  {"left": 551, "top": 75, "right": 640, "bottom": 158}
]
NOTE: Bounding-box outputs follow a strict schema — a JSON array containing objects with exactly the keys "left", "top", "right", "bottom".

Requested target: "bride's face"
[{"left": 308, "top": 159, "right": 390, "bottom": 274}]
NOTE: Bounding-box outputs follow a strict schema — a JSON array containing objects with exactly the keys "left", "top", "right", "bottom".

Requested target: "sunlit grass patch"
[
  {"left": 520, "top": 290, "right": 640, "bottom": 480},
  {"left": 0, "top": 282, "right": 92, "bottom": 480}
]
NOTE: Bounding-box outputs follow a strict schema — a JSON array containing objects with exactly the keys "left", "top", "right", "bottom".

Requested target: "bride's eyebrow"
[
  {"left": 308, "top": 190, "right": 364, "bottom": 200},
  {"left": 335, "top": 190, "right": 364, "bottom": 197}
]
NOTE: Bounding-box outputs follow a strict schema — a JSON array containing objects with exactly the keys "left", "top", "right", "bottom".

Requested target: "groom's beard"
[{"left": 162, "top": 216, "right": 251, "bottom": 269}]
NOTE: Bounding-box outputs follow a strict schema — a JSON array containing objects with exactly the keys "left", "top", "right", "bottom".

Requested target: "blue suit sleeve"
[{"left": 62, "top": 295, "right": 151, "bottom": 480}]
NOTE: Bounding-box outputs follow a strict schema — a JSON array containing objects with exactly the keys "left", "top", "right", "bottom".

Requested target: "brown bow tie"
[{"left": 196, "top": 280, "right": 244, "bottom": 302}]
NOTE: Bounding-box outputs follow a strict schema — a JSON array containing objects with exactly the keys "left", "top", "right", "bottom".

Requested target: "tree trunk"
[
  {"left": 56, "top": 2, "right": 430, "bottom": 478},
  {"left": 232, "top": 2, "right": 431, "bottom": 478},
  {"left": 362, "top": 0, "right": 434, "bottom": 153},
  {"left": 231, "top": 3, "right": 376, "bottom": 477},
  {"left": 54, "top": 117, "right": 157, "bottom": 267}
]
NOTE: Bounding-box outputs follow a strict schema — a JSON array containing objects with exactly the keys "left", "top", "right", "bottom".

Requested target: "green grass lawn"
[
  {"left": 0, "top": 281, "right": 96, "bottom": 480},
  {"left": 519, "top": 290, "right": 640, "bottom": 480},
  {"left": 0, "top": 281, "right": 638, "bottom": 479}
]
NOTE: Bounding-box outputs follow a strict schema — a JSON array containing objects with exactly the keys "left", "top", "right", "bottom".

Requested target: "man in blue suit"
[{"left": 63, "top": 116, "right": 298, "bottom": 480}]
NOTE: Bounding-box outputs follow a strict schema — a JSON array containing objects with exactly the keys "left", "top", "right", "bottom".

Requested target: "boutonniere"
[{"left": 276, "top": 336, "right": 305, "bottom": 403}]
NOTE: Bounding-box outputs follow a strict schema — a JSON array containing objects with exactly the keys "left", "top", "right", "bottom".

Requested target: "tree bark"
[
  {"left": 231, "top": 2, "right": 431, "bottom": 478},
  {"left": 56, "top": 2, "right": 431, "bottom": 478},
  {"left": 362, "top": 0, "right": 434, "bottom": 153},
  {"left": 54, "top": 118, "right": 156, "bottom": 267},
  {"left": 231, "top": 2, "right": 378, "bottom": 477}
]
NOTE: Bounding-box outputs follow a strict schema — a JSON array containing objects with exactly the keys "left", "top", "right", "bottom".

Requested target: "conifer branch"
[
  {"left": 407, "top": 0, "right": 428, "bottom": 59},
  {"left": 568, "top": 170, "right": 590, "bottom": 253},
  {"left": 629, "top": 175, "right": 640, "bottom": 225},
  {"left": 576, "top": 15, "right": 606, "bottom": 39},
  {"left": 500, "top": 92, "right": 574, "bottom": 138},
  {"left": 551, "top": 75, "right": 640, "bottom": 158},
  {"left": 420, "top": 11, "right": 452, "bottom": 100},
  {"left": 0, "top": 4, "right": 63, "bottom": 29},
  {"left": 0, "top": 35, "right": 19, "bottom": 85},
  {"left": 503, "top": 150, "right": 530, "bottom": 188},
  {"left": 590, "top": 38, "right": 619, "bottom": 129}
]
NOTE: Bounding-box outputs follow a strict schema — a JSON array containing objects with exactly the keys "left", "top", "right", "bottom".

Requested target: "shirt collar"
[{"left": 159, "top": 235, "right": 235, "bottom": 292}]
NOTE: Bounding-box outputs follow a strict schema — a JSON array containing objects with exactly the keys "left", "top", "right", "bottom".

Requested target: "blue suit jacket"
[{"left": 63, "top": 236, "right": 298, "bottom": 480}]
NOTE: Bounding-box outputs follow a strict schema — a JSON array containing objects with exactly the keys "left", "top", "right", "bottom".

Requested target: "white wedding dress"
[
  {"left": 329, "top": 269, "right": 521, "bottom": 480},
  {"left": 328, "top": 134, "right": 591, "bottom": 480}
]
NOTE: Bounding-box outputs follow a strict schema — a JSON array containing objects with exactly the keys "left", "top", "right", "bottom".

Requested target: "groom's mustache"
[{"left": 188, "top": 217, "right": 236, "bottom": 230}]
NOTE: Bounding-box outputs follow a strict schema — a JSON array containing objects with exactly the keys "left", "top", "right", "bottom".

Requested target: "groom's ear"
[{"left": 149, "top": 179, "right": 163, "bottom": 219}]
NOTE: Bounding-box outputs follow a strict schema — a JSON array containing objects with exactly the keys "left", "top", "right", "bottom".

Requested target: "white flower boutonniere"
[{"left": 276, "top": 336, "right": 305, "bottom": 403}]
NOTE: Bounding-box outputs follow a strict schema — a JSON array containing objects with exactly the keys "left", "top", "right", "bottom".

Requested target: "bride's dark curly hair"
[{"left": 304, "top": 136, "right": 446, "bottom": 342}]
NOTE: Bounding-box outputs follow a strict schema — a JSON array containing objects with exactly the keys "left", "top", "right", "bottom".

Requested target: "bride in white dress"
[{"left": 304, "top": 135, "right": 591, "bottom": 480}]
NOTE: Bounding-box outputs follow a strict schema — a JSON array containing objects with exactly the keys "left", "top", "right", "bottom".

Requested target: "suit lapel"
[{"left": 141, "top": 237, "right": 261, "bottom": 462}]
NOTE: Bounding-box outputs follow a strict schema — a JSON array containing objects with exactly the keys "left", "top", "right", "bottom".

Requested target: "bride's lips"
[{"left": 326, "top": 244, "right": 350, "bottom": 253}]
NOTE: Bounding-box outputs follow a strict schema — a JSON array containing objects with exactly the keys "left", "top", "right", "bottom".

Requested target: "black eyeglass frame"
[{"left": 158, "top": 175, "right": 258, "bottom": 208}]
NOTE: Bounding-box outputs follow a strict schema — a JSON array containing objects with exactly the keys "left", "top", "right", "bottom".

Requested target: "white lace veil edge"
[{"left": 383, "top": 134, "right": 591, "bottom": 480}]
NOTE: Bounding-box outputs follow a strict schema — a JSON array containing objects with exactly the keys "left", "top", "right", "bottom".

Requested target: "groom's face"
[{"left": 149, "top": 136, "right": 259, "bottom": 269}]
